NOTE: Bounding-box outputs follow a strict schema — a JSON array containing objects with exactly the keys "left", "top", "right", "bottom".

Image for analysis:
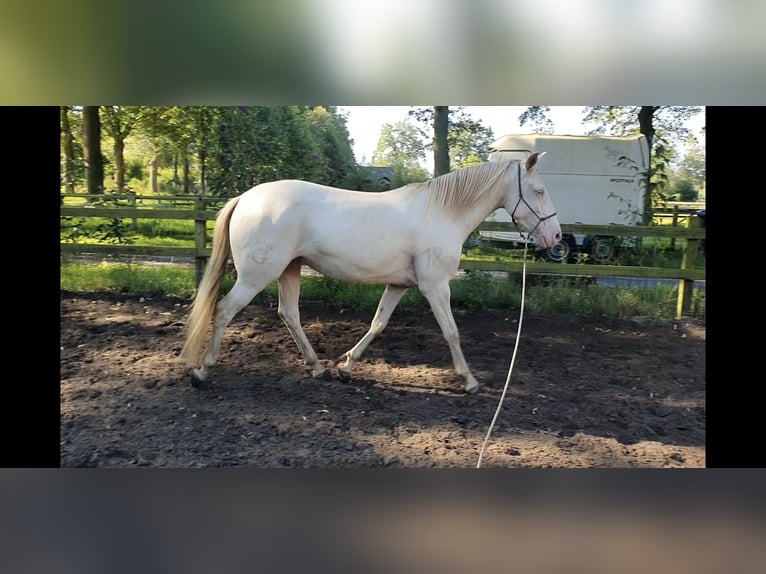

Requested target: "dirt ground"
[{"left": 60, "top": 291, "right": 705, "bottom": 468}]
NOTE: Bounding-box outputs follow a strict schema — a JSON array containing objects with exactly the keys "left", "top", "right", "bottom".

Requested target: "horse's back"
[
  {"left": 237, "top": 179, "right": 324, "bottom": 210},
  {"left": 233, "top": 179, "right": 412, "bottom": 225},
  {"left": 241, "top": 179, "right": 363, "bottom": 201}
]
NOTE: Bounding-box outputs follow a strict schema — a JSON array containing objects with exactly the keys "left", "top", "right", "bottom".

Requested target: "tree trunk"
[
  {"left": 150, "top": 153, "right": 160, "bottom": 194},
  {"left": 82, "top": 106, "right": 104, "bottom": 195},
  {"left": 60, "top": 106, "right": 75, "bottom": 195},
  {"left": 113, "top": 137, "right": 126, "bottom": 193},
  {"left": 638, "top": 106, "right": 656, "bottom": 225},
  {"left": 197, "top": 107, "right": 208, "bottom": 194},
  {"left": 199, "top": 149, "right": 206, "bottom": 194},
  {"left": 183, "top": 156, "right": 190, "bottom": 194},
  {"left": 433, "top": 106, "right": 450, "bottom": 177}
]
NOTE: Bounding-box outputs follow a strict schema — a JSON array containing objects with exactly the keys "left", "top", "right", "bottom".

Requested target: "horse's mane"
[{"left": 412, "top": 159, "right": 519, "bottom": 217}]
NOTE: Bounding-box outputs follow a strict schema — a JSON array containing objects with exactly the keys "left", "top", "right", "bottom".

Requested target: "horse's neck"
[
  {"left": 455, "top": 174, "right": 507, "bottom": 239},
  {"left": 405, "top": 165, "right": 512, "bottom": 238},
  {"left": 464, "top": 195, "right": 504, "bottom": 238}
]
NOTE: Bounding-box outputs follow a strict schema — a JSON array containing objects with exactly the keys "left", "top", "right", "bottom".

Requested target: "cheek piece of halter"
[{"left": 508, "top": 162, "right": 557, "bottom": 241}]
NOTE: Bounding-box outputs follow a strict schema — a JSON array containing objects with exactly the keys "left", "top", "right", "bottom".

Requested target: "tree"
[
  {"left": 299, "top": 106, "right": 357, "bottom": 187},
  {"left": 60, "top": 106, "right": 76, "bottom": 194},
  {"left": 672, "top": 180, "right": 698, "bottom": 202},
  {"left": 101, "top": 106, "right": 163, "bottom": 193},
  {"left": 205, "top": 106, "right": 337, "bottom": 195},
  {"left": 193, "top": 106, "right": 220, "bottom": 194},
  {"left": 158, "top": 106, "right": 214, "bottom": 194},
  {"left": 82, "top": 106, "right": 104, "bottom": 195},
  {"left": 124, "top": 106, "right": 217, "bottom": 195},
  {"left": 71, "top": 106, "right": 363, "bottom": 198},
  {"left": 669, "top": 143, "right": 706, "bottom": 201},
  {"left": 371, "top": 120, "right": 428, "bottom": 183},
  {"left": 131, "top": 106, "right": 183, "bottom": 194},
  {"left": 584, "top": 106, "right": 701, "bottom": 223},
  {"left": 409, "top": 106, "right": 495, "bottom": 172},
  {"left": 433, "top": 106, "right": 450, "bottom": 177},
  {"left": 208, "top": 106, "right": 279, "bottom": 195},
  {"left": 674, "top": 143, "right": 705, "bottom": 188},
  {"left": 447, "top": 115, "right": 494, "bottom": 168},
  {"left": 518, "top": 106, "right": 554, "bottom": 134}
]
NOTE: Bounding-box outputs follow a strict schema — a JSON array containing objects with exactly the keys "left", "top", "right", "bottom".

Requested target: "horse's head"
[{"left": 502, "top": 152, "right": 562, "bottom": 249}]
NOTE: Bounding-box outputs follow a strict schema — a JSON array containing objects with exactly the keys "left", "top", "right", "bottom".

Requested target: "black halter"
[{"left": 508, "top": 162, "right": 557, "bottom": 239}]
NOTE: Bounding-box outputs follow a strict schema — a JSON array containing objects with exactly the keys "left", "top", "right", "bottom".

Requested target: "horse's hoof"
[
  {"left": 314, "top": 369, "right": 332, "bottom": 381},
  {"left": 189, "top": 369, "right": 206, "bottom": 388},
  {"left": 464, "top": 382, "right": 480, "bottom": 394},
  {"left": 337, "top": 369, "right": 351, "bottom": 383}
]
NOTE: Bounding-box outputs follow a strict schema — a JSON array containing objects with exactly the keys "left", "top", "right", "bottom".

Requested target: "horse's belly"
[{"left": 301, "top": 251, "right": 417, "bottom": 286}]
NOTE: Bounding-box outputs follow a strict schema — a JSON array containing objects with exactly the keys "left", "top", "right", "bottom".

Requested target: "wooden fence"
[{"left": 60, "top": 194, "right": 706, "bottom": 318}]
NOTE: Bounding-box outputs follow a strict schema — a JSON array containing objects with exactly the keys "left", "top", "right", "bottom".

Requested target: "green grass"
[
  {"left": 60, "top": 262, "right": 705, "bottom": 321},
  {"left": 61, "top": 261, "right": 200, "bottom": 297}
]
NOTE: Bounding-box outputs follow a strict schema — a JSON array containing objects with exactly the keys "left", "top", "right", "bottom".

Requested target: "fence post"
[
  {"left": 675, "top": 214, "right": 702, "bottom": 319},
  {"left": 194, "top": 196, "right": 208, "bottom": 289}
]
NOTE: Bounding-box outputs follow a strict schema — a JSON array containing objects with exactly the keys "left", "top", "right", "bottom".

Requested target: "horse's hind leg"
[
  {"left": 277, "top": 260, "right": 328, "bottom": 379},
  {"left": 192, "top": 278, "right": 265, "bottom": 385},
  {"left": 338, "top": 284, "right": 408, "bottom": 382},
  {"left": 420, "top": 282, "right": 480, "bottom": 394}
]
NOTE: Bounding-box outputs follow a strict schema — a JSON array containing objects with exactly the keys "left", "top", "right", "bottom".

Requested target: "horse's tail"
[{"left": 180, "top": 195, "right": 241, "bottom": 368}]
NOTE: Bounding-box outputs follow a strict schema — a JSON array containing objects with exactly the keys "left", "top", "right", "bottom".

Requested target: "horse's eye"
[{"left": 535, "top": 188, "right": 545, "bottom": 195}]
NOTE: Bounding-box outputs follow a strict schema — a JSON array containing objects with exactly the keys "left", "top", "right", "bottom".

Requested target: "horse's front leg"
[
  {"left": 338, "top": 284, "right": 408, "bottom": 381},
  {"left": 419, "top": 281, "right": 480, "bottom": 394}
]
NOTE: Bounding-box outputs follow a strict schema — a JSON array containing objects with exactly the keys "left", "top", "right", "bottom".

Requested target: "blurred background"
[{"left": 2, "top": 0, "right": 764, "bottom": 104}]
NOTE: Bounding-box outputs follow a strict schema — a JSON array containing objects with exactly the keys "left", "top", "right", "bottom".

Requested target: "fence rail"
[{"left": 61, "top": 194, "right": 705, "bottom": 318}]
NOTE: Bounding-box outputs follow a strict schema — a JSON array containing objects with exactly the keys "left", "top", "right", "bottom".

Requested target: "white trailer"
[{"left": 481, "top": 134, "right": 650, "bottom": 262}]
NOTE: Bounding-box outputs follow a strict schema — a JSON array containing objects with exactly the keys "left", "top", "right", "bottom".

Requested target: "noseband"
[{"left": 508, "top": 162, "right": 557, "bottom": 239}]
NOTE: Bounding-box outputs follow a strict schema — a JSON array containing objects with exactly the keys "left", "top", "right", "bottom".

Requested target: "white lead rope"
[{"left": 476, "top": 242, "right": 529, "bottom": 468}]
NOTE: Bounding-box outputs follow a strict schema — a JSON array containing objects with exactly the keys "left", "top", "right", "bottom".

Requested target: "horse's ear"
[{"left": 526, "top": 151, "right": 547, "bottom": 172}]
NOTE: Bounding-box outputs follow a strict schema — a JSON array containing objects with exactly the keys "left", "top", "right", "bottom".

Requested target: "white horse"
[{"left": 181, "top": 153, "right": 561, "bottom": 393}]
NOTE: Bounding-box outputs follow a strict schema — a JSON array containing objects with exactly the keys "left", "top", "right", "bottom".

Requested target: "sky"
[{"left": 338, "top": 106, "right": 705, "bottom": 169}]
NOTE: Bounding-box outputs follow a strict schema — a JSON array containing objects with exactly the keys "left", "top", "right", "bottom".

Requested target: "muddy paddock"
[{"left": 60, "top": 292, "right": 705, "bottom": 467}]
